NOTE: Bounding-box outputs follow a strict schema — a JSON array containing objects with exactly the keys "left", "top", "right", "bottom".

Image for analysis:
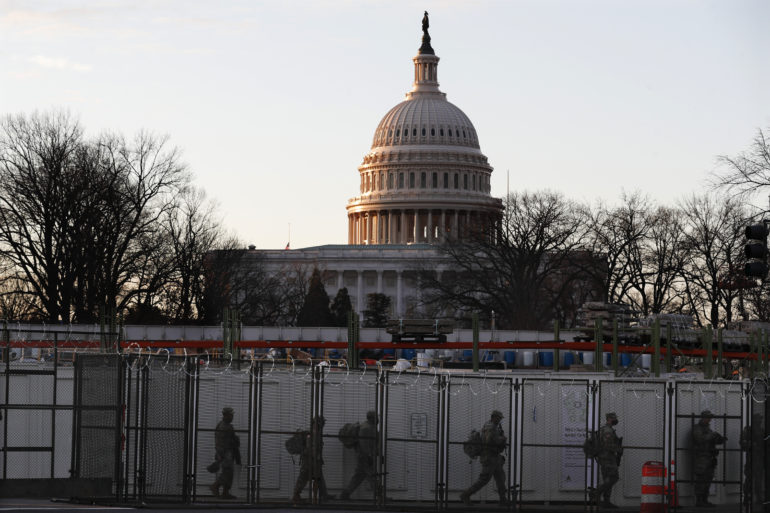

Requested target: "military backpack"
[
  {"left": 338, "top": 422, "right": 360, "bottom": 448},
  {"left": 285, "top": 430, "right": 308, "bottom": 455},
  {"left": 582, "top": 430, "right": 600, "bottom": 458},
  {"left": 463, "top": 429, "right": 483, "bottom": 459}
]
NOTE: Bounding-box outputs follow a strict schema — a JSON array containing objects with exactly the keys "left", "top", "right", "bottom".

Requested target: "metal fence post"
[
  {"left": 553, "top": 320, "right": 560, "bottom": 372},
  {"left": 612, "top": 319, "right": 619, "bottom": 375},
  {"left": 595, "top": 318, "right": 603, "bottom": 372},
  {"left": 716, "top": 328, "right": 723, "bottom": 379},
  {"left": 666, "top": 324, "right": 673, "bottom": 374},
  {"left": 704, "top": 327, "right": 713, "bottom": 379},
  {"left": 653, "top": 318, "right": 660, "bottom": 378},
  {"left": 472, "top": 313, "right": 479, "bottom": 372}
]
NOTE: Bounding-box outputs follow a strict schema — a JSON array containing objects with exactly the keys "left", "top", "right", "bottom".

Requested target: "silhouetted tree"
[
  {"left": 297, "top": 268, "right": 333, "bottom": 327},
  {"left": 363, "top": 293, "right": 391, "bottom": 327},
  {"left": 330, "top": 287, "right": 353, "bottom": 327},
  {"left": 420, "top": 191, "right": 591, "bottom": 329}
]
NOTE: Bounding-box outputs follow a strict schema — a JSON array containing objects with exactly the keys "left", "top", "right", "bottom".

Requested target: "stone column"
[
  {"left": 356, "top": 270, "right": 363, "bottom": 314},
  {"left": 396, "top": 270, "right": 403, "bottom": 317},
  {"left": 453, "top": 210, "right": 459, "bottom": 239},
  {"left": 440, "top": 210, "right": 446, "bottom": 241},
  {"left": 372, "top": 212, "right": 378, "bottom": 244},
  {"left": 400, "top": 211, "right": 407, "bottom": 244},
  {"left": 465, "top": 210, "right": 470, "bottom": 236},
  {"left": 413, "top": 210, "right": 419, "bottom": 243},
  {"left": 427, "top": 210, "right": 433, "bottom": 243}
]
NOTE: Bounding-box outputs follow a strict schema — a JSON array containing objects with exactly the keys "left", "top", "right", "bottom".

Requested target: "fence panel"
[
  {"left": 446, "top": 372, "right": 513, "bottom": 508},
  {"left": 674, "top": 380, "right": 744, "bottom": 509},
  {"left": 73, "top": 354, "right": 122, "bottom": 497},
  {"left": 519, "top": 378, "right": 592, "bottom": 505},
  {"left": 256, "top": 363, "right": 314, "bottom": 502},
  {"left": 139, "top": 356, "right": 190, "bottom": 500},
  {"left": 382, "top": 369, "right": 440, "bottom": 503},
  {"left": 320, "top": 365, "right": 380, "bottom": 503},
  {"left": 745, "top": 379, "right": 768, "bottom": 513},
  {"left": 598, "top": 379, "right": 666, "bottom": 507},
  {"left": 194, "top": 360, "right": 253, "bottom": 502}
]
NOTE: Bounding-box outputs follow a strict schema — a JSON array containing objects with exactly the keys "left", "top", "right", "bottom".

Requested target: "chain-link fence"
[{"left": 1, "top": 352, "right": 763, "bottom": 512}]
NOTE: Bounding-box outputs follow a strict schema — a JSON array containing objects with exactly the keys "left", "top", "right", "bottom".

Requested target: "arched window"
[
  {"left": 422, "top": 127, "right": 426, "bottom": 136},
  {"left": 431, "top": 127, "right": 435, "bottom": 136},
  {"left": 463, "top": 174, "right": 468, "bottom": 189},
  {"left": 409, "top": 172, "right": 415, "bottom": 188},
  {"left": 398, "top": 173, "right": 404, "bottom": 188},
  {"left": 432, "top": 172, "right": 438, "bottom": 188},
  {"left": 443, "top": 172, "right": 449, "bottom": 188},
  {"left": 439, "top": 128, "right": 444, "bottom": 136},
  {"left": 413, "top": 128, "right": 417, "bottom": 136},
  {"left": 463, "top": 130, "right": 467, "bottom": 138},
  {"left": 420, "top": 172, "right": 426, "bottom": 188},
  {"left": 396, "top": 128, "right": 400, "bottom": 137},
  {"left": 388, "top": 173, "right": 393, "bottom": 189},
  {"left": 454, "top": 174, "right": 459, "bottom": 189},
  {"left": 472, "top": 174, "right": 476, "bottom": 190},
  {"left": 380, "top": 173, "right": 385, "bottom": 190},
  {"left": 448, "top": 129, "right": 452, "bottom": 137}
]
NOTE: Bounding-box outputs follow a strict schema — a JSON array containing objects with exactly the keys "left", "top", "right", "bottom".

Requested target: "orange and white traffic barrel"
[{"left": 641, "top": 461, "right": 666, "bottom": 513}]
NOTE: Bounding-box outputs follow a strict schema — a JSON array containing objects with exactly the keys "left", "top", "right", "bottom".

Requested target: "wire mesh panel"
[
  {"left": 519, "top": 378, "right": 592, "bottom": 504},
  {"left": 446, "top": 372, "right": 513, "bottom": 508},
  {"left": 256, "top": 362, "right": 314, "bottom": 503},
  {"left": 745, "top": 379, "right": 768, "bottom": 513},
  {"left": 598, "top": 379, "right": 666, "bottom": 507},
  {"left": 674, "top": 380, "right": 744, "bottom": 508},
  {"left": 74, "top": 354, "right": 121, "bottom": 495},
  {"left": 320, "top": 364, "right": 380, "bottom": 504},
  {"left": 382, "top": 369, "right": 440, "bottom": 504},
  {"left": 140, "top": 356, "right": 190, "bottom": 500},
  {"left": 194, "top": 359, "right": 252, "bottom": 502}
]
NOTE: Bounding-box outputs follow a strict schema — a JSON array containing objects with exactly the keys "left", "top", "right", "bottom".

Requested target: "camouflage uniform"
[
  {"left": 461, "top": 410, "right": 508, "bottom": 505},
  {"left": 293, "top": 416, "right": 333, "bottom": 503},
  {"left": 691, "top": 410, "right": 725, "bottom": 507},
  {"left": 593, "top": 412, "right": 622, "bottom": 508},
  {"left": 210, "top": 407, "right": 240, "bottom": 499},
  {"left": 341, "top": 410, "right": 380, "bottom": 500}
]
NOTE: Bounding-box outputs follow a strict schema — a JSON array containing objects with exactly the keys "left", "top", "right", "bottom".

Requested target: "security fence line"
[{"left": 64, "top": 354, "right": 770, "bottom": 511}]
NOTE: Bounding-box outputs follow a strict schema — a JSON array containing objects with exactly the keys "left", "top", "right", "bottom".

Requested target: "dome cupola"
[{"left": 346, "top": 13, "right": 503, "bottom": 245}]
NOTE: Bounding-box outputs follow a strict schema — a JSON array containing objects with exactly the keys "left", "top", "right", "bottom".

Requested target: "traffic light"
[{"left": 744, "top": 223, "right": 769, "bottom": 278}]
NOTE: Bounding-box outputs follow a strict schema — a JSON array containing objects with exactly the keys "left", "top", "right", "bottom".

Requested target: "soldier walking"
[
  {"left": 691, "top": 410, "right": 726, "bottom": 508},
  {"left": 590, "top": 412, "right": 623, "bottom": 509},
  {"left": 292, "top": 415, "right": 334, "bottom": 505},
  {"left": 340, "top": 410, "right": 380, "bottom": 500},
  {"left": 209, "top": 407, "right": 240, "bottom": 499},
  {"left": 460, "top": 410, "right": 508, "bottom": 506}
]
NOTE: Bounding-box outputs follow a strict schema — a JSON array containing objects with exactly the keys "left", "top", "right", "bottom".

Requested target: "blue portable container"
[
  {"left": 538, "top": 351, "right": 554, "bottom": 367},
  {"left": 504, "top": 351, "right": 516, "bottom": 365}
]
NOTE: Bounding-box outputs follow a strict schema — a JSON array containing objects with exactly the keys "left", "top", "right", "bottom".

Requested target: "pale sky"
[{"left": 1, "top": 0, "right": 769, "bottom": 249}]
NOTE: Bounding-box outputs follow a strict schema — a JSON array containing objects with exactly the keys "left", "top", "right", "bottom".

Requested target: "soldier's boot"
[
  {"left": 498, "top": 492, "right": 510, "bottom": 506},
  {"left": 459, "top": 490, "right": 471, "bottom": 505},
  {"left": 291, "top": 493, "right": 305, "bottom": 506},
  {"left": 221, "top": 487, "right": 236, "bottom": 500},
  {"left": 587, "top": 487, "right": 599, "bottom": 504},
  {"left": 209, "top": 482, "right": 220, "bottom": 496}
]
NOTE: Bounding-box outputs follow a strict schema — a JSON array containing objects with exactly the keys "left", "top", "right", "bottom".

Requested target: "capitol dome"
[{"left": 346, "top": 14, "right": 503, "bottom": 245}]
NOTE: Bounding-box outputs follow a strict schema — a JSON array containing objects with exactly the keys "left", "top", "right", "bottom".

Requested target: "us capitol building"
[{"left": 254, "top": 14, "right": 503, "bottom": 317}]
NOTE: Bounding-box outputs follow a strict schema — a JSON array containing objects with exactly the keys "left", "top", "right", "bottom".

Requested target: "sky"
[{"left": 1, "top": 0, "right": 769, "bottom": 250}]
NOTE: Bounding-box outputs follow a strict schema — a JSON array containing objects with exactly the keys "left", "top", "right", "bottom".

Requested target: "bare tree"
[
  {"left": 715, "top": 127, "right": 770, "bottom": 208},
  {"left": 0, "top": 111, "right": 84, "bottom": 322},
  {"left": 420, "top": 191, "right": 594, "bottom": 329},
  {"left": 626, "top": 206, "right": 689, "bottom": 316},
  {"left": 680, "top": 194, "right": 747, "bottom": 327},
  {"left": 581, "top": 193, "right": 649, "bottom": 305}
]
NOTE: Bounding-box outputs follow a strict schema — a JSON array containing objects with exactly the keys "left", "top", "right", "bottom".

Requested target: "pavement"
[{"left": 0, "top": 498, "right": 733, "bottom": 513}]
